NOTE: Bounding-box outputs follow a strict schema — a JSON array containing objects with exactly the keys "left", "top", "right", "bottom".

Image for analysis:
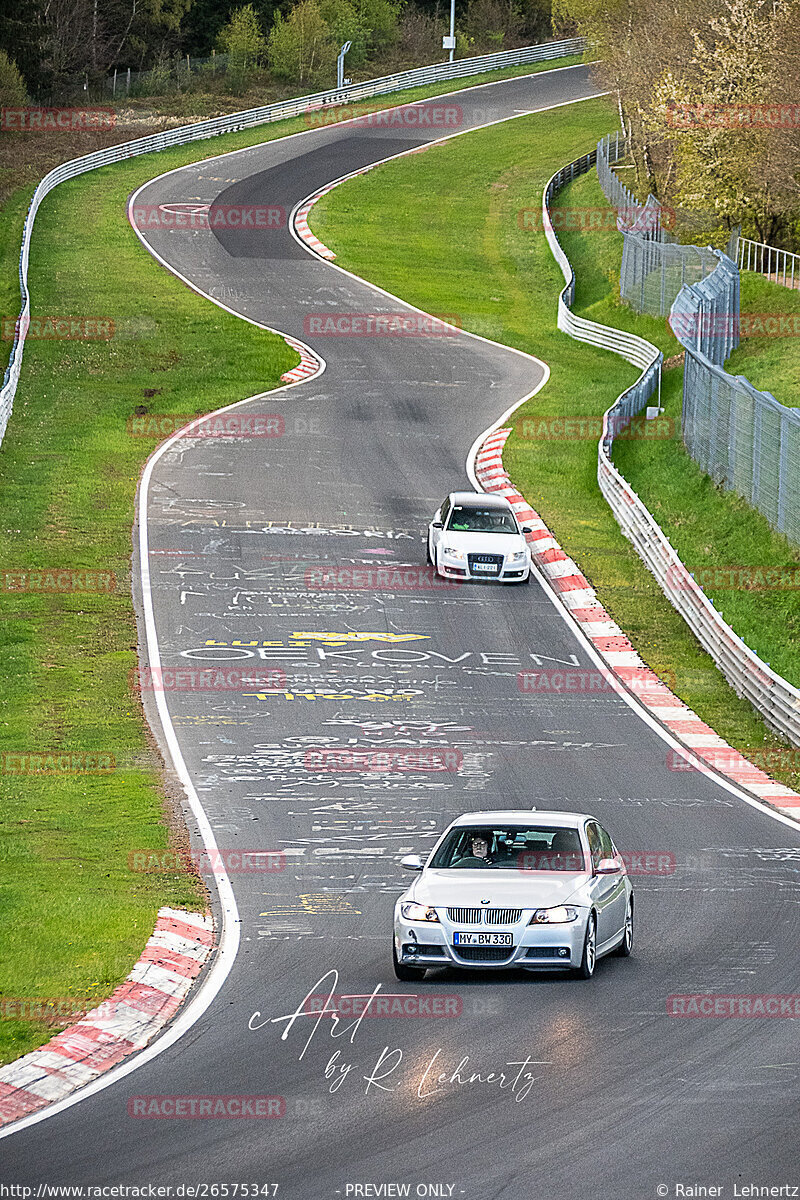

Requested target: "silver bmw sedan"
[{"left": 393, "top": 810, "right": 634, "bottom": 981}]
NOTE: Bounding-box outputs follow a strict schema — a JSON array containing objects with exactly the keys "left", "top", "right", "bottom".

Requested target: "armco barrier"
[
  {"left": 543, "top": 144, "right": 800, "bottom": 746},
  {"left": 0, "top": 37, "right": 585, "bottom": 447},
  {"left": 542, "top": 150, "right": 662, "bottom": 409}
]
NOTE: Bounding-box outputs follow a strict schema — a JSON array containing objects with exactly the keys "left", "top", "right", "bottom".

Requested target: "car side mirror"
[
  {"left": 595, "top": 857, "right": 621, "bottom": 875},
  {"left": 521, "top": 526, "right": 532, "bottom": 533},
  {"left": 400, "top": 854, "right": 424, "bottom": 871},
  {"left": 432, "top": 521, "right": 444, "bottom": 530}
]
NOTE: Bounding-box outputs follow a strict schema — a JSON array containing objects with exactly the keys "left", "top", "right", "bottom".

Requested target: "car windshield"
[
  {"left": 429, "top": 826, "right": 587, "bottom": 871},
  {"left": 447, "top": 506, "right": 518, "bottom": 534}
]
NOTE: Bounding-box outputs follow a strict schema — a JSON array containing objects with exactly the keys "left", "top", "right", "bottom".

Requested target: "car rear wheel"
[
  {"left": 393, "top": 943, "right": 427, "bottom": 981},
  {"left": 573, "top": 915, "right": 597, "bottom": 980},
  {"left": 614, "top": 898, "right": 633, "bottom": 957},
  {"left": 425, "top": 536, "right": 432, "bottom": 565}
]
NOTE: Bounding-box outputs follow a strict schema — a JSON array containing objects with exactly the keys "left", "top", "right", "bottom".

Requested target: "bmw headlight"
[
  {"left": 510, "top": 550, "right": 527, "bottom": 562},
  {"left": 442, "top": 547, "right": 466, "bottom": 561},
  {"left": 401, "top": 901, "right": 440, "bottom": 922},
  {"left": 529, "top": 906, "right": 579, "bottom": 924}
]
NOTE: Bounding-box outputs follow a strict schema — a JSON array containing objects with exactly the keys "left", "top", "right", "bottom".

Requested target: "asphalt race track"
[{"left": 3, "top": 65, "right": 800, "bottom": 1198}]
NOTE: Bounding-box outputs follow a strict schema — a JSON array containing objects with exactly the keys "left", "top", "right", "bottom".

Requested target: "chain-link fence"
[
  {"left": 668, "top": 251, "right": 739, "bottom": 366},
  {"left": 104, "top": 55, "right": 233, "bottom": 98},
  {"left": 598, "top": 129, "right": 800, "bottom": 546},
  {"left": 671, "top": 272, "right": 800, "bottom": 544},
  {"left": 595, "top": 131, "right": 668, "bottom": 242},
  {"left": 597, "top": 134, "right": 739, "bottom": 317}
]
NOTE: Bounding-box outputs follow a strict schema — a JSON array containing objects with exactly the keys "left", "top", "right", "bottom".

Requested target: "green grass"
[
  {"left": 727, "top": 272, "right": 800, "bottom": 407},
  {"left": 0, "top": 57, "right": 585, "bottom": 1067},
  {"left": 310, "top": 97, "right": 800, "bottom": 795},
  {"left": 0, "top": 186, "right": 35, "bottom": 368}
]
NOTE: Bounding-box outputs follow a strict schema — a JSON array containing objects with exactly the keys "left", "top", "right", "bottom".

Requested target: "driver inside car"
[{"left": 453, "top": 832, "right": 495, "bottom": 867}]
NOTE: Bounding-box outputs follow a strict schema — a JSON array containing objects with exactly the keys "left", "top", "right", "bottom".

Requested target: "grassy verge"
[
  {"left": 726, "top": 272, "right": 800, "bottom": 406},
  {"left": 309, "top": 97, "right": 800, "bottom": 793},
  {"left": 0, "top": 57, "right": 586, "bottom": 1067}
]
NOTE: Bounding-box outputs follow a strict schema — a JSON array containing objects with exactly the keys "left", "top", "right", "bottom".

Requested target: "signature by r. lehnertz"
[{"left": 248, "top": 969, "right": 548, "bottom": 1101}]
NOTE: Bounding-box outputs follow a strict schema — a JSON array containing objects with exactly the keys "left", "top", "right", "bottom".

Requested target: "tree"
[
  {"left": 647, "top": 0, "right": 794, "bottom": 242},
  {"left": 0, "top": 51, "right": 29, "bottom": 106},
  {"left": 356, "top": 0, "right": 402, "bottom": 53},
  {"left": 217, "top": 3, "right": 267, "bottom": 90},
  {"left": 318, "top": 0, "right": 369, "bottom": 67},
  {"left": 268, "top": 0, "right": 337, "bottom": 85}
]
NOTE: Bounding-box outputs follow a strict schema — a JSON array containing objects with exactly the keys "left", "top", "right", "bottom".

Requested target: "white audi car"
[
  {"left": 427, "top": 492, "right": 532, "bottom": 583},
  {"left": 393, "top": 810, "right": 633, "bottom": 980}
]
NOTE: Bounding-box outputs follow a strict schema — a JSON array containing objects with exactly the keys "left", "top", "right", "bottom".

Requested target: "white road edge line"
[
  {"left": 467, "top": 413, "right": 800, "bottom": 834},
  {"left": 0, "top": 70, "right": 607, "bottom": 1139}
]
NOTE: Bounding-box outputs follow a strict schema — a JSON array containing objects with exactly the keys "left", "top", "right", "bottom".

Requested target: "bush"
[
  {"left": 395, "top": 6, "right": 441, "bottom": 61},
  {"left": 461, "top": 0, "right": 523, "bottom": 52},
  {"left": 0, "top": 51, "right": 28, "bottom": 107},
  {"left": 357, "top": 0, "right": 402, "bottom": 53}
]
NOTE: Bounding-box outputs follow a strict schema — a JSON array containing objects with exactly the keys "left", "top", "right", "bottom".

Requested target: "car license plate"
[
  {"left": 453, "top": 932, "right": 513, "bottom": 946},
  {"left": 472, "top": 563, "right": 499, "bottom": 573}
]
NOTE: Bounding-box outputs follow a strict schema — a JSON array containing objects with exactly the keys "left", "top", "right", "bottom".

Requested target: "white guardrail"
[
  {"left": 543, "top": 147, "right": 800, "bottom": 746},
  {"left": 738, "top": 234, "right": 800, "bottom": 290},
  {"left": 0, "top": 36, "right": 585, "bottom": 446}
]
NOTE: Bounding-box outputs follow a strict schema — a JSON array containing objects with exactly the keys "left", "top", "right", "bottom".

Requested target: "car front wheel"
[
  {"left": 573, "top": 915, "right": 597, "bottom": 980},
  {"left": 393, "top": 942, "right": 427, "bottom": 981}
]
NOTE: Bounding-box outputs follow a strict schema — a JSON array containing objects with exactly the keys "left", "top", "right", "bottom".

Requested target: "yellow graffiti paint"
[{"left": 290, "top": 632, "right": 429, "bottom": 643}]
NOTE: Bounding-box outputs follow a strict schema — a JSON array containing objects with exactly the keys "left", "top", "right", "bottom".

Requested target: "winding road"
[{"left": 3, "top": 64, "right": 800, "bottom": 1198}]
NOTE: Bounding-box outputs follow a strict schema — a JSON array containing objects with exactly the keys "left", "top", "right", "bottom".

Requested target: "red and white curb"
[
  {"left": 280, "top": 334, "right": 322, "bottom": 383},
  {"left": 475, "top": 428, "right": 800, "bottom": 817},
  {"left": 294, "top": 183, "right": 341, "bottom": 260},
  {"left": 292, "top": 138, "right": 447, "bottom": 263},
  {"left": 294, "top": 164, "right": 382, "bottom": 261},
  {"left": 0, "top": 907, "right": 213, "bottom": 1127}
]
